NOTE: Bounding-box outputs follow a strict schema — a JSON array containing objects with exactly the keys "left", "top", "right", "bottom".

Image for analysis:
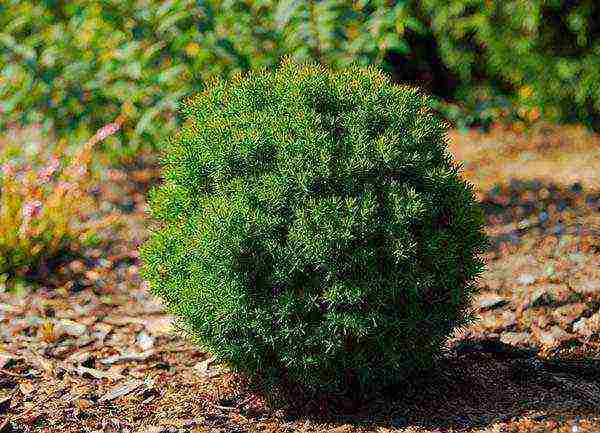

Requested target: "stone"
[
  {"left": 136, "top": 331, "right": 155, "bottom": 351},
  {"left": 517, "top": 274, "right": 536, "bottom": 286}
]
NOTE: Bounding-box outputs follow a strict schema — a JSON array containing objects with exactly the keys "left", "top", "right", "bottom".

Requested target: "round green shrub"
[{"left": 141, "top": 60, "right": 487, "bottom": 392}]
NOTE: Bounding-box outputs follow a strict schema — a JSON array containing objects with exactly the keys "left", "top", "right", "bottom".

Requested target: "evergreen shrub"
[{"left": 141, "top": 61, "right": 487, "bottom": 392}]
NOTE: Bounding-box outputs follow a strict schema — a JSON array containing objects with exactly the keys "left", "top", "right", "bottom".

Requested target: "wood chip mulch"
[{"left": 1, "top": 127, "right": 599, "bottom": 432}]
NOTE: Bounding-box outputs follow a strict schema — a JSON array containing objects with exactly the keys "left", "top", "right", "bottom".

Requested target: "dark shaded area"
[
  {"left": 244, "top": 337, "right": 599, "bottom": 432},
  {"left": 539, "top": 0, "right": 600, "bottom": 58},
  {"left": 383, "top": 30, "right": 460, "bottom": 100}
]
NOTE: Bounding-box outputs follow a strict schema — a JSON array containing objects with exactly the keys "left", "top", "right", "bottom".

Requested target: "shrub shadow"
[{"left": 249, "top": 348, "right": 599, "bottom": 431}]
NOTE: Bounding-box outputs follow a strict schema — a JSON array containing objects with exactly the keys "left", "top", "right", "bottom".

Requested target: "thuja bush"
[{"left": 141, "top": 61, "right": 487, "bottom": 392}]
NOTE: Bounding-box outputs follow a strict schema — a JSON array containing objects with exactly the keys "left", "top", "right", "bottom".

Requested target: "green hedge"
[{"left": 0, "top": 0, "right": 416, "bottom": 156}]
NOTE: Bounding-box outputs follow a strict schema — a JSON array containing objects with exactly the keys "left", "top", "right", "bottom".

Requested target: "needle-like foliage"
[{"left": 141, "top": 60, "right": 487, "bottom": 392}]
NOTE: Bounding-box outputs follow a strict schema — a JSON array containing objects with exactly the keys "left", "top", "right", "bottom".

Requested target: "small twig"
[{"left": 214, "top": 405, "right": 236, "bottom": 411}]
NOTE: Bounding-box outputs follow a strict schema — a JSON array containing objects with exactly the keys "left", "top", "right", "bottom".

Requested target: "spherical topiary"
[{"left": 140, "top": 60, "right": 487, "bottom": 392}]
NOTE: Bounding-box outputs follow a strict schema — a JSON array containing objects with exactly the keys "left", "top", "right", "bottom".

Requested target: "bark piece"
[{"left": 99, "top": 380, "right": 144, "bottom": 403}]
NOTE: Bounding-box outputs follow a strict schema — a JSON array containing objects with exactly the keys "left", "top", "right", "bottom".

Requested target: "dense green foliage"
[
  {"left": 0, "top": 0, "right": 418, "bottom": 156},
  {"left": 422, "top": 0, "right": 600, "bottom": 129},
  {"left": 141, "top": 62, "right": 487, "bottom": 391},
  {"left": 1, "top": 0, "right": 207, "bottom": 158},
  {"left": 1, "top": 1, "right": 596, "bottom": 157}
]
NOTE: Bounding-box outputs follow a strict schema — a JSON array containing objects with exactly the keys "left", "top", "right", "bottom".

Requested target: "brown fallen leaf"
[
  {"left": 66, "top": 351, "right": 93, "bottom": 366},
  {"left": 102, "top": 316, "right": 146, "bottom": 327},
  {"left": 195, "top": 367, "right": 229, "bottom": 379},
  {"left": 144, "top": 316, "right": 173, "bottom": 336},
  {"left": 30, "top": 356, "right": 55, "bottom": 374},
  {"left": 537, "top": 325, "right": 576, "bottom": 348},
  {"left": 74, "top": 398, "right": 93, "bottom": 411},
  {"left": 19, "top": 382, "right": 34, "bottom": 396},
  {"left": 55, "top": 319, "right": 88, "bottom": 338},
  {"left": 552, "top": 303, "right": 588, "bottom": 327},
  {"left": 500, "top": 331, "right": 534, "bottom": 348},
  {"left": 193, "top": 356, "right": 216, "bottom": 373}
]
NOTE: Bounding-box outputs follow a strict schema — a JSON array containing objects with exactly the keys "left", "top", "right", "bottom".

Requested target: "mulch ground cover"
[{"left": 1, "top": 125, "right": 598, "bottom": 432}]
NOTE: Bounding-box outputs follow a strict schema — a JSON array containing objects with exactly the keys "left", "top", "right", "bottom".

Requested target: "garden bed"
[{"left": 0, "top": 125, "right": 598, "bottom": 433}]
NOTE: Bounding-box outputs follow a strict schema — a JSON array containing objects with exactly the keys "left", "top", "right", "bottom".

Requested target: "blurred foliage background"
[{"left": 0, "top": 0, "right": 598, "bottom": 158}]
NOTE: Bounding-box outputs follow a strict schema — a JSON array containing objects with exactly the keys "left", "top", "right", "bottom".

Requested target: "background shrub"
[
  {"left": 0, "top": 123, "right": 120, "bottom": 285},
  {"left": 421, "top": 0, "right": 600, "bottom": 129},
  {"left": 2, "top": 0, "right": 596, "bottom": 157},
  {"left": 141, "top": 61, "right": 487, "bottom": 392},
  {"left": 0, "top": 0, "right": 421, "bottom": 157},
  {"left": 1, "top": 0, "right": 208, "bottom": 159}
]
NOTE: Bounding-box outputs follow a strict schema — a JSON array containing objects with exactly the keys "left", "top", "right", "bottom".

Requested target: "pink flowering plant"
[{"left": 0, "top": 121, "right": 123, "bottom": 284}]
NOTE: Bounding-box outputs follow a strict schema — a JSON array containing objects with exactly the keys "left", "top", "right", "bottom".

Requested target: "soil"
[{"left": 1, "top": 124, "right": 598, "bottom": 432}]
